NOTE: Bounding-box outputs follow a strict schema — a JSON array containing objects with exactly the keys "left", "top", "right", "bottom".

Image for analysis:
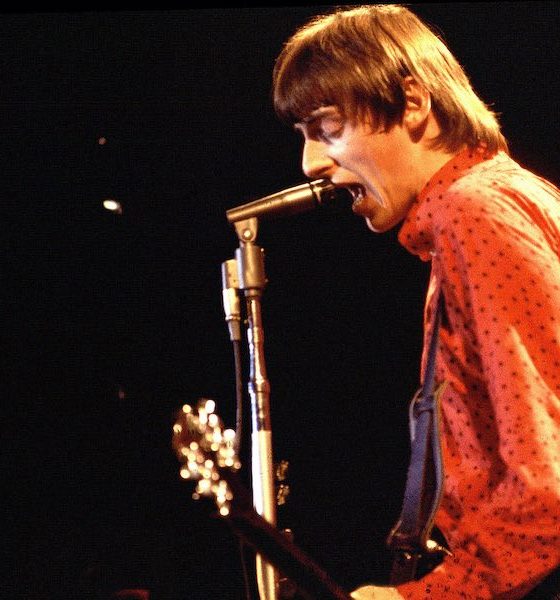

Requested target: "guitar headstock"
[{"left": 172, "top": 398, "right": 241, "bottom": 516}]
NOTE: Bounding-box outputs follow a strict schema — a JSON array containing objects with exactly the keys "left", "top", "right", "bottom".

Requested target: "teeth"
[{"left": 348, "top": 185, "right": 364, "bottom": 204}]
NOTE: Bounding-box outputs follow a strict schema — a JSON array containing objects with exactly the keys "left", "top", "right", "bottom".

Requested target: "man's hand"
[{"left": 351, "top": 584, "right": 405, "bottom": 599}]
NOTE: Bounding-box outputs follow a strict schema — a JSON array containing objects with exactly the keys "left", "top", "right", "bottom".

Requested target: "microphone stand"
[{"left": 232, "top": 216, "right": 278, "bottom": 600}]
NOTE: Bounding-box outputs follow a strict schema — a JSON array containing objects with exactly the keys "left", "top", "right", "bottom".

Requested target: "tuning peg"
[
  {"left": 276, "top": 483, "right": 290, "bottom": 506},
  {"left": 275, "top": 459, "right": 290, "bottom": 506},
  {"left": 275, "top": 459, "right": 289, "bottom": 482}
]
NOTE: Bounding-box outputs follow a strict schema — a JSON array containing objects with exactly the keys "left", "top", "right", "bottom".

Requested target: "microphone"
[
  {"left": 226, "top": 179, "right": 349, "bottom": 223},
  {"left": 221, "top": 258, "right": 242, "bottom": 342}
]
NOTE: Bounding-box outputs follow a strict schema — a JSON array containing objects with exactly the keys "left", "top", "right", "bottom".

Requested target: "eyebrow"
[{"left": 304, "top": 106, "right": 337, "bottom": 122}]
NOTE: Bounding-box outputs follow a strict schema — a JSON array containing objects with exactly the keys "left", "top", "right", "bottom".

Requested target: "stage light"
[{"left": 103, "top": 199, "right": 123, "bottom": 214}]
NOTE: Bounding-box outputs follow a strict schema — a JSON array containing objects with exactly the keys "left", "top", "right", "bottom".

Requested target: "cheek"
[
  {"left": 331, "top": 132, "right": 365, "bottom": 163},
  {"left": 353, "top": 138, "right": 385, "bottom": 171},
  {"left": 328, "top": 140, "right": 348, "bottom": 163}
]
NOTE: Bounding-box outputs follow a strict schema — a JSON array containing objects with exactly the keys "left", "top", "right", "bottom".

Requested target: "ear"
[{"left": 402, "top": 76, "right": 431, "bottom": 135}]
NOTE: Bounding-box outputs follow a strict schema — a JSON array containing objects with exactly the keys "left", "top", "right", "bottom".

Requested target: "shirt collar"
[{"left": 398, "top": 145, "right": 495, "bottom": 260}]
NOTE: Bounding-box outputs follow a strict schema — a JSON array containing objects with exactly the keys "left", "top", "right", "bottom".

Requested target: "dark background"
[{"left": 1, "top": 4, "right": 559, "bottom": 599}]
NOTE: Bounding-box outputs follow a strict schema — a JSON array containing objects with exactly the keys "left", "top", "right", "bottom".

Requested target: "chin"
[{"left": 365, "top": 217, "right": 389, "bottom": 233}]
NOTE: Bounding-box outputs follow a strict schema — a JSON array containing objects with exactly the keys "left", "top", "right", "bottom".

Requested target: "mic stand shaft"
[{"left": 234, "top": 217, "right": 278, "bottom": 600}]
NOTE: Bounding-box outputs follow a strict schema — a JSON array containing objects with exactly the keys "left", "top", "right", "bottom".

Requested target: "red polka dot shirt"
[{"left": 395, "top": 146, "right": 560, "bottom": 599}]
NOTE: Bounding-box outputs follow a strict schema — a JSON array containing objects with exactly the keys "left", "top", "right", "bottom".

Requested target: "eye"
[
  {"left": 317, "top": 116, "right": 344, "bottom": 142},
  {"left": 295, "top": 108, "right": 345, "bottom": 143}
]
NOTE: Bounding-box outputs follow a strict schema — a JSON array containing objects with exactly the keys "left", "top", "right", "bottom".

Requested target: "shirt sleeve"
[{"left": 397, "top": 178, "right": 560, "bottom": 599}]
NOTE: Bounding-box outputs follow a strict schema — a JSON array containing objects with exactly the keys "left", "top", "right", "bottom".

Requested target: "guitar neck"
[
  {"left": 172, "top": 401, "right": 351, "bottom": 599},
  {"left": 224, "top": 474, "right": 351, "bottom": 600}
]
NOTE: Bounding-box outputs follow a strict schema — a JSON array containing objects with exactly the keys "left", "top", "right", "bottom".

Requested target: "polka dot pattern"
[{"left": 394, "top": 148, "right": 560, "bottom": 599}]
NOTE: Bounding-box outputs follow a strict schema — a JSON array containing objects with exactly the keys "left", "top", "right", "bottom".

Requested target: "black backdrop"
[{"left": 2, "top": 4, "right": 559, "bottom": 599}]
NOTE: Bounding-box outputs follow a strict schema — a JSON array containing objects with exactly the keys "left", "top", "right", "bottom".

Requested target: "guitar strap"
[{"left": 386, "top": 291, "right": 451, "bottom": 584}]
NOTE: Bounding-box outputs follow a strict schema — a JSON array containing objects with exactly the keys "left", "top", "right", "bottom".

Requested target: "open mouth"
[{"left": 345, "top": 184, "right": 366, "bottom": 206}]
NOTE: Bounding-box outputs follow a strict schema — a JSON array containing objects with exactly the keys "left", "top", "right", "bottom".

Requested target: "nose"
[{"left": 301, "top": 139, "right": 335, "bottom": 180}]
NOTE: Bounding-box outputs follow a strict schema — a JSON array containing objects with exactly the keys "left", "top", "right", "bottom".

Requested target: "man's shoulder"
[{"left": 437, "top": 153, "right": 536, "bottom": 217}]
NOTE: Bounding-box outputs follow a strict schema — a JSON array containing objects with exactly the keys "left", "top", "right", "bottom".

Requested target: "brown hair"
[{"left": 272, "top": 4, "right": 508, "bottom": 153}]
